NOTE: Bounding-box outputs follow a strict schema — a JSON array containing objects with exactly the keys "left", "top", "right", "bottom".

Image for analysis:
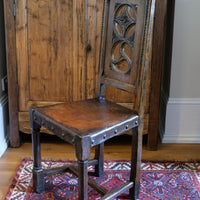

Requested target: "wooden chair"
[{"left": 29, "top": 0, "right": 155, "bottom": 199}]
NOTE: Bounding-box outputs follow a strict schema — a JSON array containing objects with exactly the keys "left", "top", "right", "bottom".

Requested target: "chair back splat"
[
  {"left": 96, "top": 0, "right": 154, "bottom": 115},
  {"left": 29, "top": 0, "right": 155, "bottom": 199}
]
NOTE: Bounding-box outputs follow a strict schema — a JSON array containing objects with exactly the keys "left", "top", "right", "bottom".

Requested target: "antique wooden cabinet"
[{"left": 3, "top": 0, "right": 175, "bottom": 149}]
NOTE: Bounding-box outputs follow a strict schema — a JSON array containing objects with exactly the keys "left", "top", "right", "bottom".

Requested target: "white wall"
[
  {"left": 0, "top": 0, "right": 9, "bottom": 157},
  {"left": 161, "top": 0, "right": 200, "bottom": 143},
  {"left": 0, "top": 95, "right": 9, "bottom": 157},
  {"left": 170, "top": 0, "right": 200, "bottom": 98}
]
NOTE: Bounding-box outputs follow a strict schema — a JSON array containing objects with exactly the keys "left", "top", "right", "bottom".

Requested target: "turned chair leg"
[
  {"left": 94, "top": 143, "right": 104, "bottom": 177},
  {"left": 31, "top": 121, "right": 44, "bottom": 193},
  {"left": 129, "top": 126, "right": 142, "bottom": 199}
]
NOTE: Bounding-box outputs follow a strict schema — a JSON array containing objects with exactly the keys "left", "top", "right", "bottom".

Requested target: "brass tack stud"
[
  {"left": 114, "top": 129, "right": 118, "bottom": 134},
  {"left": 125, "top": 124, "right": 129, "bottom": 129},
  {"left": 135, "top": 121, "right": 138, "bottom": 126},
  {"left": 91, "top": 139, "right": 95, "bottom": 144},
  {"left": 71, "top": 138, "right": 75, "bottom": 144},
  {"left": 62, "top": 133, "right": 65, "bottom": 138},
  {"left": 103, "top": 134, "right": 106, "bottom": 139}
]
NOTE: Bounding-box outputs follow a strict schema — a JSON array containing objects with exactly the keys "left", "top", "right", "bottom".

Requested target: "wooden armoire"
[{"left": 3, "top": 0, "right": 175, "bottom": 149}]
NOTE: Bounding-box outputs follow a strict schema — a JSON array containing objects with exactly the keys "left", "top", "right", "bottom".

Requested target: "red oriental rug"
[{"left": 4, "top": 159, "right": 200, "bottom": 200}]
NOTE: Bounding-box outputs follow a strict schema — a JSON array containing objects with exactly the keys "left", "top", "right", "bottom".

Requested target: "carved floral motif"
[{"left": 110, "top": 4, "right": 137, "bottom": 74}]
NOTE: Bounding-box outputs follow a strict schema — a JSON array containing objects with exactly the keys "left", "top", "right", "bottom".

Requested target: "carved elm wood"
[{"left": 29, "top": 0, "right": 155, "bottom": 199}]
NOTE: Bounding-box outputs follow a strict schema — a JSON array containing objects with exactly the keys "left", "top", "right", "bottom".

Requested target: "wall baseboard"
[
  {"left": 0, "top": 94, "right": 9, "bottom": 157},
  {"left": 162, "top": 98, "right": 200, "bottom": 143}
]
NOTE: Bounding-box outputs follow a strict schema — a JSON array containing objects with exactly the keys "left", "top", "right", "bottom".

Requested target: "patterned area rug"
[{"left": 4, "top": 159, "right": 200, "bottom": 200}]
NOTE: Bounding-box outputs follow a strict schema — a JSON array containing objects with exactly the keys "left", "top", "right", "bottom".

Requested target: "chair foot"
[
  {"left": 94, "top": 163, "right": 104, "bottom": 177},
  {"left": 129, "top": 180, "right": 140, "bottom": 199},
  {"left": 129, "top": 126, "right": 141, "bottom": 200},
  {"left": 32, "top": 167, "right": 44, "bottom": 193},
  {"left": 78, "top": 160, "right": 88, "bottom": 200}
]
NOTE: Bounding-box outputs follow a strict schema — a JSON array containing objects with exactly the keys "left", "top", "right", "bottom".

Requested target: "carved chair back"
[{"left": 96, "top": 0, "right": 153, "bottom": 117}]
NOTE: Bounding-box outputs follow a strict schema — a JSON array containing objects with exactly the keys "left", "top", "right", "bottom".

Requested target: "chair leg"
[
  {"left": 31, "top": 122, "right": 44, "bottom": 193},
  {"left": 75, "top": 138, "right": 91, "bottom": 200},
  {"left": 129, "top": 126, "right": 142, "bottom": 199},
  {"left": 94, "top": 143, "right": 104, "bottom": 177},
  {"left": 78, "top": 160, "right": 89, "bottom": 200}
]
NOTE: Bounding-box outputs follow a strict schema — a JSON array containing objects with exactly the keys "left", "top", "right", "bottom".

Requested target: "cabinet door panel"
[
  {"left": 17, "top": 0, "right": 74, "bottom": 110},
  {"left": 16, "top": 0, "right": 100, "bottom": 111},
  {"left": 28, "top": 0, "right": 74, "bottom": 102}
]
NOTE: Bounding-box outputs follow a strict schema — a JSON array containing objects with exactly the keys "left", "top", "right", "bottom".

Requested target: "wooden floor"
[{"left": 0, "top": 134, "right": 200, "bottom": 199}]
